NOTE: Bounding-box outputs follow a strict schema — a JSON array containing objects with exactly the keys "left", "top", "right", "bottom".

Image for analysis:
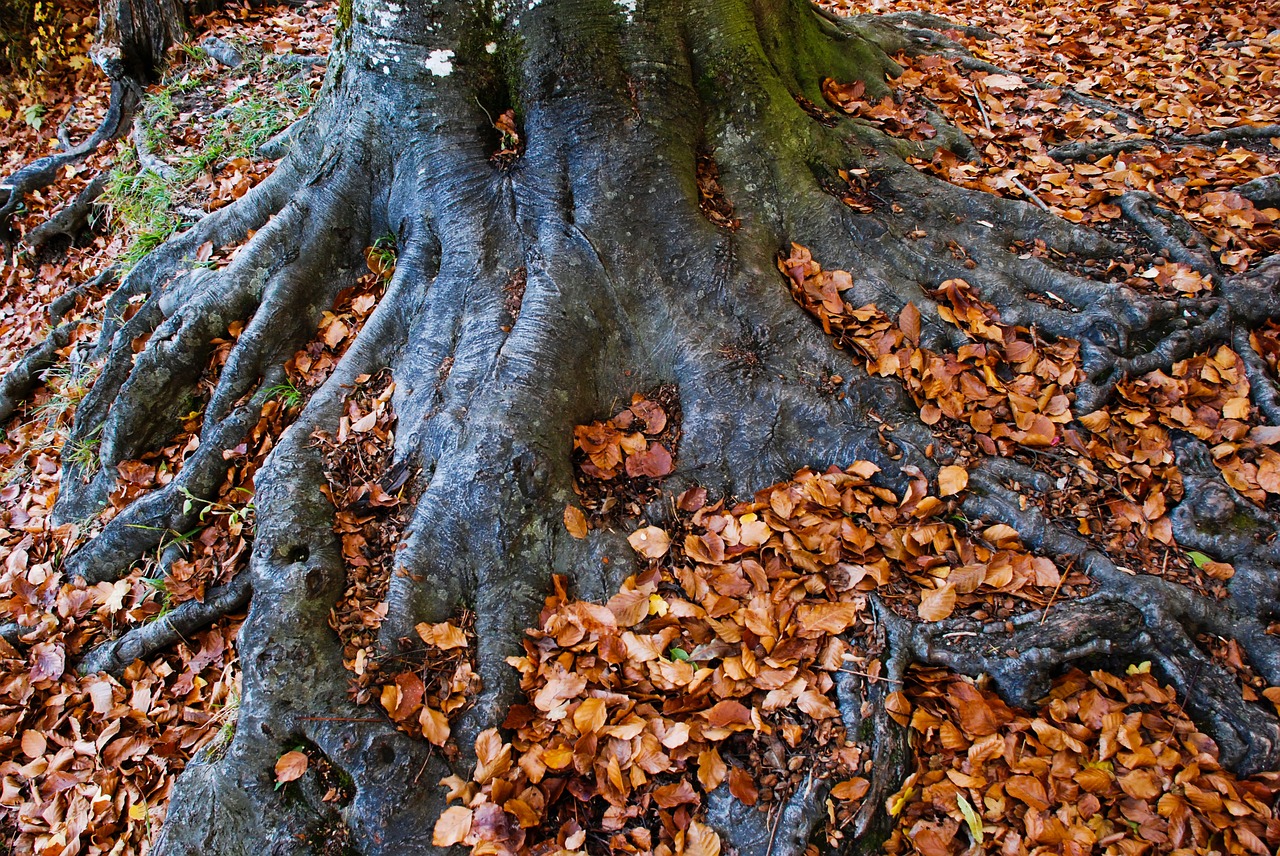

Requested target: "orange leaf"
[
  {"left": 432, "top": 806, "right": 473, "bottom": 846},
  {"left": 685, "top": 820, "right": 722, "bottom": 856},
  {"left": 274, "top": 750, "right": 308, "bottom": 784},
  {"left": 420, "top": 706, "right": 450, "bottom": 746},
  {"left": 563, "top": 504, "right": 588, "bottom": 539},
  {"left": 917, "top": 583, "right": 956, "bottom": 621},
  {"left": 937, "top": 465, "right": 968, "bottom": 497}
]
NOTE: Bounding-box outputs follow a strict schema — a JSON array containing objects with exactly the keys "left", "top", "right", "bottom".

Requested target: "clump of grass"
[
  {"left": 33, "top": 361, "right": 99, "bottom": 427},
  {"left": 263, "top": 379, "right": 304, "bottom": 409},
  {"left": 64, "top": 426, "right": 102, "bottom": 475},
  {"left": 100, "top": 162, "right": 182, "bottom": 270},
  {"left": 366, "top": 232, "right": 398, "bottom": 280}
]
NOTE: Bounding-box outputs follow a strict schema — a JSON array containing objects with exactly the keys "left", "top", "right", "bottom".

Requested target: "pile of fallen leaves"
[
  {"left": 314, "top": 362, "right": 482, "bottom": 753},
  {"left": 886, "top": 666, "right": 1280, "bottom": 855},
  {"left": 781, "top": 244, "right": 1280, "bottom": 595},
  {"left": 316, "top": 368, "right": 404, "bottom": 676},
  {"left": 437, "top": 452, "right": 1078, "bottom": 853},
  {"left": 568, "top": 389, "right": 681, "bottom": 530},
  {"left": 824, "top": 0, "right": 1279, "bottom": 272}
]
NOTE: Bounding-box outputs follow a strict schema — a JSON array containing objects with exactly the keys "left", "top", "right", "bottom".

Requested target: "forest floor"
[{"left": 0, "top": 0, "right": 1278, "bottom": 853}]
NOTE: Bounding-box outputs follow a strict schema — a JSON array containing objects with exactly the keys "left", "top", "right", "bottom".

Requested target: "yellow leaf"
[
  {"left": 956, "top": 793, "right": 983, "bottom": 845},
  {"left": 128, "top": 802, "right": 148, "bottom": 821}
]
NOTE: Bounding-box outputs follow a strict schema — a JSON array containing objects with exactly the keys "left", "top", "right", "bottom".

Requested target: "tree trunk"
[
  {"left": 16, "top": 0, "right": 1279, "bottom": 852},
  {"left": 94, "top": 0, "right": 188, "bottom": 84}
]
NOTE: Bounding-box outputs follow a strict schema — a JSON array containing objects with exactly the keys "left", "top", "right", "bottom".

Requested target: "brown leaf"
[
  {"left": 563, "top": 504, "right": 588, "bottom": 539},
  {"left": 20, "top": 730, "right": 45, "bottom": 759},
  {"left": 698, "top": 748, "right": 728, "bottom": 791},
  {"left": 275, "top": 750, "right": 308, "bottom": 784},
  {"left": 1005, "top": 775, "right": 1049, "bottom": 810},
  {"left": 607, "top": 588, "right": 651, "bottom": 626},
  {"left": 728, "top": 766, "right": 759, "bottom": 805},
  {"left": 29, "top": 641, "right": 64, "bottom": 683},
  {"left": 432, "top": 806, "right": 473, "bottom": 846},
  {"left": 899, "top": 302, "right": 921, "bottom": 343},
  {"left": 625, "top": 442, "right": 673, "bottom": 478},
  {"left": 795, "top": 601, "right": 860, "bottom": 635}
]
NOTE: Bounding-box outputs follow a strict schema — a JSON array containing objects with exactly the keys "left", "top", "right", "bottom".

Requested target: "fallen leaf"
[{"left": 275, "top": 750, "right": 308, "bottom": 784}]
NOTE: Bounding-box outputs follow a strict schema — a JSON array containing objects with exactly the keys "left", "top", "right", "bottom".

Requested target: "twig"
[
  {"left": 1040, "top": 558, "right": 1073, "bottom": 624},
  {"left": 969, "top": 81, "right": 992, "bottom": 133},
  {"left": 764, "top": 801, "right": 782, "bottom": 856},
  {"left": 1010, "top": 175, "right": 1052, "bottom": 212}
]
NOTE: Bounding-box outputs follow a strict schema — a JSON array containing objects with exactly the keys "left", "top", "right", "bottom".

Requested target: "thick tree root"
[
  {"left": 24, "top": 172, "right": 110, "bottom": 252},
  {"left": 1050, "top": 123, "right": 1280, "bottom": 163}
]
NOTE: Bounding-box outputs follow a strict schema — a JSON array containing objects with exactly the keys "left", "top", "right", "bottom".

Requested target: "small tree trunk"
[{"left": 94, "top": 0, "right": 188, "bottom": 83}]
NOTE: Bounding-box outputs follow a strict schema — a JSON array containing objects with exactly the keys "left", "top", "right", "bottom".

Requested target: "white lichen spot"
[
  {"left": 615, "top": 0, "right": 636, "bottom": 22},
  {"left": 425, "top": 49, "right": 455, "bottom": 77},
  {"left": 485, "top": 42, "right": 498, "bottom": 54}
]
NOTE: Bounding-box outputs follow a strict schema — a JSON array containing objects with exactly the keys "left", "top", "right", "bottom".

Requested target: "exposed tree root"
[
  {"left": 24, "top": 0, "right": 1278, "bottom": 852},
  {"left": 24, "top": 172, "right": 110, "bottom": 252},
  {"left": 0, "top": 81, "right": 139, "bottom": 250},
  {"left": 1050, "top": 123, "right": 1280, "bottom": 164},
  {"left": 77, "top": 572, "right": 251, "bottom": 676}
]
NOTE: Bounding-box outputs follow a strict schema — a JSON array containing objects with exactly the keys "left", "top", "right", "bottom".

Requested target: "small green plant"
[
  {"left": 140, "top": 576, "right": 174, "bottom": 618},
  {"left": 64, "top": 426, "right": 103, "bottom": 475},
  {"left": 21, "top": 103, "right": 45, "bottom": 130},
  {"left": 263, "top": 379, "right": 304, "bottom": 409},
  {"left": 367, "top": 232, "right": 398, "bottom": 280},
  {"left": 180, "top": 486, "right": 256, "bottom": 529}
]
